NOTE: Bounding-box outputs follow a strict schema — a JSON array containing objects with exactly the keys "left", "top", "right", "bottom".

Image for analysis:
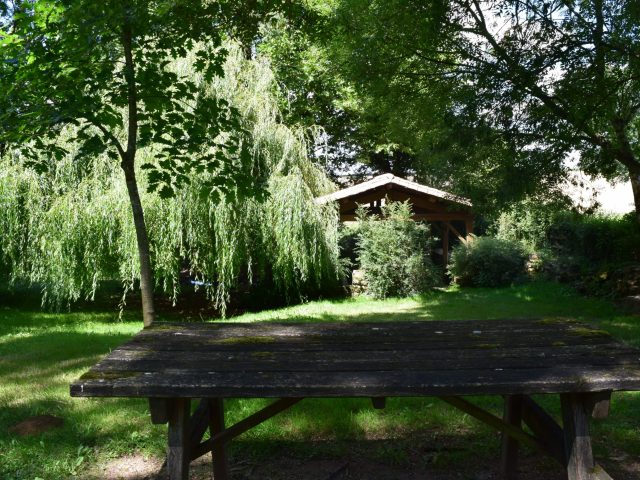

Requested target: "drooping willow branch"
[{"left": 0, "top": 44, "right": 342, "bottom": 314}]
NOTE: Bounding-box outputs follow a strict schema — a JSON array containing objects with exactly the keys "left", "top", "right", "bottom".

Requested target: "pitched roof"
[{"left": 315, "top": 174, "right": 472, "bottom": 207}]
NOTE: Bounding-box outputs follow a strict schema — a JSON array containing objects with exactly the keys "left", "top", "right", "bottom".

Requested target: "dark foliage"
[{"left": 448, "top": 237, "right": 527, "bottom": 288}]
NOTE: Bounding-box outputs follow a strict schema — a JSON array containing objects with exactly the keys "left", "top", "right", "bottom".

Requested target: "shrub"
[
  {"left": 356, "top": 200, "right": 439, "bottom": 298},
  {"left": 493, "top": 197, "right": 572, "bottom": 252},
  {"left": 546, "top": 211, "right": 640, "bottom": 264},
  {"left": 448, "top": 236, "right": 527, "bottom": 287},
  {"left": 494, "top": 200, "right": 640, "bottom": 264}
]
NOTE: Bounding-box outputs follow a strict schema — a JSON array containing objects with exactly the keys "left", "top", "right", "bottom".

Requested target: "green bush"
[
  {"left": 493, "top": 198, "right": 569, "bottom": 252},
  {"left": 356, "top": 200, "right": 439, "bottom": 298},
  {"left": 546, "top": 212, "right": 640, "bottom": 264},
  {"left": 494, "top": 200, "right": 640, "bottom": 264},
  {"left": 448, "top": 236, "right": 527, "bottom": 287}
]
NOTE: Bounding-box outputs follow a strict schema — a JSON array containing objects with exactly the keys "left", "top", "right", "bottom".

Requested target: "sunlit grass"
[{"left": 0, "top": 280, "right": 638, "bottom": 479}]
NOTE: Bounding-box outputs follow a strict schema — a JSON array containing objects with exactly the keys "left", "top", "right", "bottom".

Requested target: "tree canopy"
[
  {"left": 0, "top": 44, "right": 341, "bottom": 314},
  {"left": 2, "top": 0, "right": 639, "bottom": 317},
  {"left": 0, "top": 0, "right": 273, "bottom": 324},
  {"left": 260, "top": 0, "right": 640, "bottom": 217}
]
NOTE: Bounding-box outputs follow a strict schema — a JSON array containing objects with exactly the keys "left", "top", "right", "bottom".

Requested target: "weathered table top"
[{"left": 70, "top": 318, "right": 640, "bottom": 398}]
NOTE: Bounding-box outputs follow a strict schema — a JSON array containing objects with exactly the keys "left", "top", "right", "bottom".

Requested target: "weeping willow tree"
[{"left": 0, "top": 44, "right": 341, "bottom": 314}]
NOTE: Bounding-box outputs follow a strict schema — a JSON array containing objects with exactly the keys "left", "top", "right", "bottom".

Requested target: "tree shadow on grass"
[
  {"left": 2, "top": 280, "right": 639, "bottom": 479},
  {"left": 0, "top": 279, "right": 245, "bottom": 326},
  {"left": 0, "top": 329, "right": 162, "bottom": 478},
  {"left": 86, "top": 434, "right": 566, "bottom": 480}
]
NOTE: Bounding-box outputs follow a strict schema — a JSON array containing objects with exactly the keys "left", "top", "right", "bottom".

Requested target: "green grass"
[{"left": 1, "top": 281, "right": 639, "bottom": 479}]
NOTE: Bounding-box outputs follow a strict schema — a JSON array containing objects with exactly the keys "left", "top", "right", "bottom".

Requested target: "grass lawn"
[{"left": 1, "top": 281, "right": 639, "bottom": 479}]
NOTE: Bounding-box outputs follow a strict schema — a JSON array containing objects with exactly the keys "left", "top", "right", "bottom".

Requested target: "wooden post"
[
  {"left": 442, "top": 223, "right": 450, "bottom": 266},
  {"left": 501, "top": 395, "right": 523, "bottom": 480},
  {"left": 561, "top": 393, "right": 595, "bottom": 480},
  {"left": 149, "top": 398, "right": 169, "bottom": 424},
  {"left": 167, "top": 398, "right": 191, "bottom": 480},
  {"left": 465, "top": 218, "right": 474, "bottom": 238},
  {"left": 209, "top": 398, "right": 230, "bottom": 480},
  {"left": 584, "top": 391, "right": 611, "bottom": 420}
]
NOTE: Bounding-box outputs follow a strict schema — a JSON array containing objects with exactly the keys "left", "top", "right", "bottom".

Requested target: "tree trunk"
[
  {"left": 121, "top": 19, "right": 156, "bottom": 327},
  {"left": 122, "top": 161, "right": 156, "bottom": 327},
  {"left": 629, "top": 164, "right": 640, "bottom": 226},
  {"left": 242, "top": 43, "right": 252, "bottom": 60}
]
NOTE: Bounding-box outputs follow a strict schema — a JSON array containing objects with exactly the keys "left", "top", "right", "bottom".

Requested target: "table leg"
[
  {"left": 209, "top": 398, "right": 230, "bottom": 479},
  {"left": 501, "top": 394, "right": 523, "bottom": 480},
  {"left": 561, "top": 393, "right": 595, "bottom": 480},
  {"left": 167, "top": 398, "right": 191, "bottom": 480}
]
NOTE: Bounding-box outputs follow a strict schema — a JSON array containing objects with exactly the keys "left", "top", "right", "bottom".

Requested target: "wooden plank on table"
[
  {"left": 128, "top": 328, "right": 612, "bottom": 343},
  {"left": 121, "top": 335, "right": 616, "bottom": 351},
  {"left": 91, "top": 352, "right": 640, "bottom": 375},
  {"left": 136, "top": 319, "right": 596, "bottom": 333},
  {"left": 118, "top": 337, "right": 620, "bottom": 355},
  {"left": 71, "top": 363, "right": 640, "bottom": 398},
  {"left": 130, "top": 318, "right": 611, "bottom": 330},
  {"left": 132, "top": 322, "right": 613, "bottom": 341},
  {"left": 95, "top": 342, "right": 639, "bottom": 363},
  {"left": 131, "top": 323, "right": 611, "bottom": 346}
]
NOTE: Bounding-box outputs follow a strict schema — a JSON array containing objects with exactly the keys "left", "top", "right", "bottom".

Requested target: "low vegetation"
[
  {"left": 1, "top": 281, "right": 638, "bottom": 479},
  {"left": 494, "top": 199, "right": 640, "bottom": 264},
  {"left": 448, "top": 236, "right": 527, "bottom": 287},
  {"left": 493, "top": 199, "right": 640, "bottom": 297},
  {"left": 353, "top": 201, "right": 440, "bottom": 298}
]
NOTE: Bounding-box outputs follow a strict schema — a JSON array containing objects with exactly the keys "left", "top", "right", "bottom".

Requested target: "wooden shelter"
[{"left": 315, "top": 173, "right": 474, "bottom": 264}]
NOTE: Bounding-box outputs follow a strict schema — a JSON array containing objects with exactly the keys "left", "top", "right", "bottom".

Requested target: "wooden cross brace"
[
  {"left": 150, "top": 392, "right": 613, "bottom": 480},
  {"left": 151, "top": 397, "right": 302, "bottom": 480},
  {"left": 441, "top": 393, "right": 613, "bottom": 480}
]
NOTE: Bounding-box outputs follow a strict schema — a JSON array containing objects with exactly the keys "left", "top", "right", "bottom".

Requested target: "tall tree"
[
  {"left": 0, "top": 0, "right": 253, "bottom": 326},
  {"left": 259, "top": 6, "right": 566, "bottom": 209},
  {"left": 331, "top": 0, "right": 640, "bottom": 220},
  {"left": 0, "top": 44, "right": 341, "bottom": 315}
]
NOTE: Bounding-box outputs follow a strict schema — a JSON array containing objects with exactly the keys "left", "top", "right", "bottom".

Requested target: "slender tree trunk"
[
  {"left": 122, "top": 161, "right": 156, "bottom": 327},
  {"left": 242, "top": 43, "right": 252, "bottom": 60},
  {"left": 122, "top": 18, "right": 156, "bottom": 327},
  {"left": 611, "top": 118, "right": 640, "bottom": 226},
  {"left": 628, "top": 164, "right": 640, "bottom": 226}
]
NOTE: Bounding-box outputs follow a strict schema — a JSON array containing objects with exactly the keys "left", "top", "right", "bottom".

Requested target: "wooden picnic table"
[{"left": 70, "top": 318, "right": 640, "bottom": 480}]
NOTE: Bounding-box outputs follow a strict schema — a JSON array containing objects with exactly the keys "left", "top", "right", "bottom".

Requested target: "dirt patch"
[
  {"left": 85, "top": 455, "right": 231, "bottom": 480},
  {"left": 8, "top": 414, "right": 63, "bottom": 436},
  {"left": 233, "top": 452, "right": 565, "bottom": 480},
  {"left": 84, "top": 454, "right": 162, "bottom": 480},
  {"left": 85, "top": 443, "right": 640, "bottom": 480},
  {"left": 86, "top": 452, "right": 640, "bottom": 480}
]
